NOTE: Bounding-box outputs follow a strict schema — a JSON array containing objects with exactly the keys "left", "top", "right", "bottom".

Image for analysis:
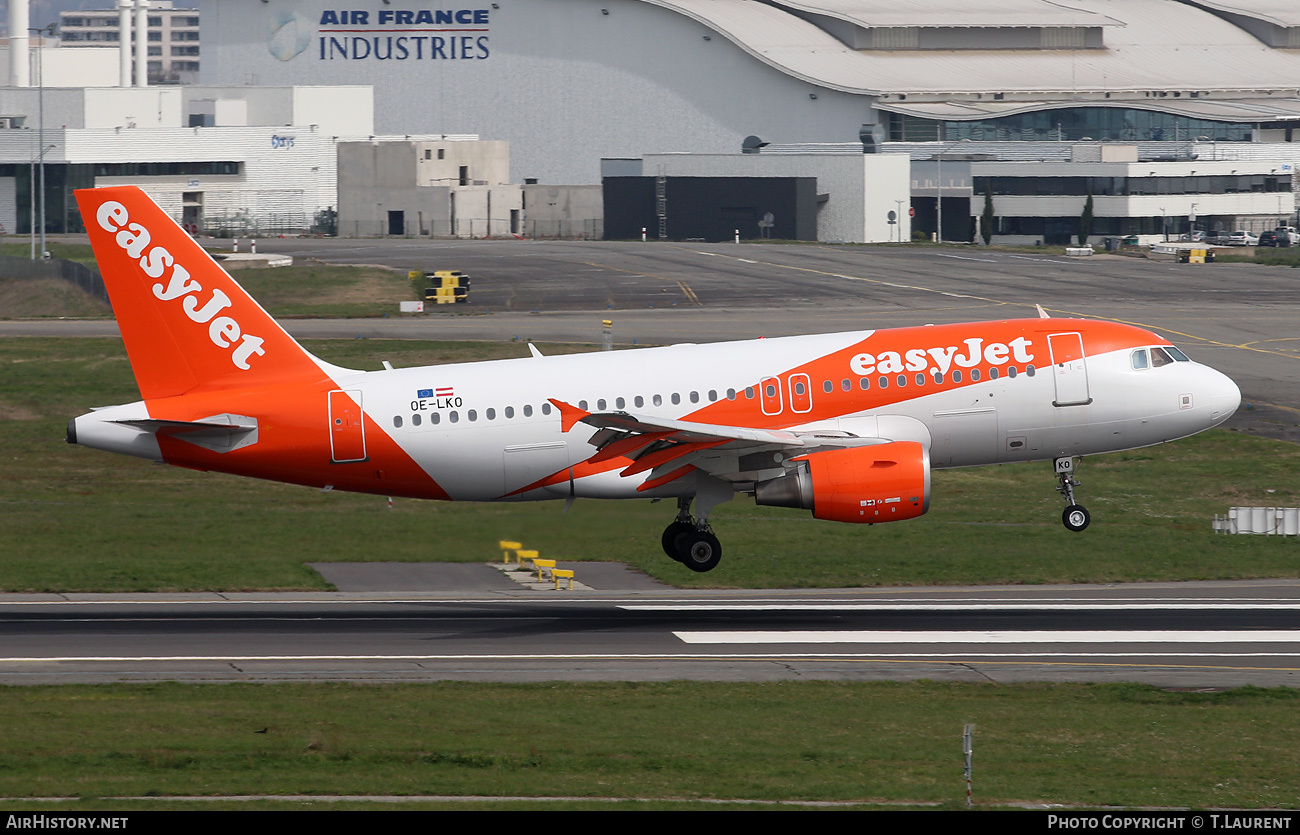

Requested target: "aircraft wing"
[{"left": 549, "top": 398, "right": 891, "bottom": 491}]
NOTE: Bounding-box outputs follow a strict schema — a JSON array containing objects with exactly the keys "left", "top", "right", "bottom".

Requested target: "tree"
[
  {"left": 1078, "top": 190, "right": 1094, "bottom": 245},
  {"left": 980, "top": 183, "right": 994, "bottom": 246}
]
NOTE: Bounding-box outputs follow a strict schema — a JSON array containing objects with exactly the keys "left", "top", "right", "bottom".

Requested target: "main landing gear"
[
  {"left": 662, "top": 496, "right": 723, "bottom": 572},
  {"left": 1054, "top": 456, "right": 1091, "bottom": 532}
]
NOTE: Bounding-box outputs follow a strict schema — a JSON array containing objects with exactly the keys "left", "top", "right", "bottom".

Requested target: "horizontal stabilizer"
[{"left": 114, "top": 413, "right": 259, "bottom": 453}]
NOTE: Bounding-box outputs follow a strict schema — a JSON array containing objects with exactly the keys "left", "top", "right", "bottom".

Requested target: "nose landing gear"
[{"left": 1055, "top": 457, "right": 1090, "bottom": 532}]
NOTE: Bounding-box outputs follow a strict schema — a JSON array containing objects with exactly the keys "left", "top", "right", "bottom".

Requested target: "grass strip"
[{"left": 0, "top": 681, "right": 1294, "bottom": 809}]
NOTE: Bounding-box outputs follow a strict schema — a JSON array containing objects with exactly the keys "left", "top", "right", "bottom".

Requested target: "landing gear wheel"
[
  {"left": 674, "top": 529, "right": 723, "bottom": 573},
  {"left": 662, "top": 520, "right": 695, "bottom": 560},
  {"left": 1062, "top": 504, "right": 1091, "bottom": 532}
]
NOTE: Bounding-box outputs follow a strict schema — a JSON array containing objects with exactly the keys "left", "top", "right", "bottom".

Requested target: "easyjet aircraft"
[{"left": 68, "top": 186, "right": 1242, "bottom": 572}]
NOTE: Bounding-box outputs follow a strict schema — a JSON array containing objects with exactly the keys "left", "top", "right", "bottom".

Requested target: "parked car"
[
  {"left": 1274, "top": 226, "right": 1298, "bottom": 246},
  {"left": 1180, "top": 230, "right": 1206, "bottom": 242},
  {"left": 1259, "top": 230, "right": 1280, "bottom": 247},
  {"left": 1225, "top": 231, "right": 1260, "bottom": 246}
]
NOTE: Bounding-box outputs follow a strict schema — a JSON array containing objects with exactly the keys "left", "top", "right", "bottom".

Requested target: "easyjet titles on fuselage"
[
  {"left": 95, "top": 200, "right": 267, "bottom": 371},
  {"left": 849, "top": 336, "right": 1036, "bottom": 377}
]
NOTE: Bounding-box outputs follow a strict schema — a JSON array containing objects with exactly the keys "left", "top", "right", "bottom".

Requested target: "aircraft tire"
[
  {"left": 662, "top": 521, "right": 695, "bottom": 560},
  {"left": 674, "top": 530, "right": 722, "bottom": 572},
  {"left": 1063, "top": 504, "right": 1091, "bottom": 532}
]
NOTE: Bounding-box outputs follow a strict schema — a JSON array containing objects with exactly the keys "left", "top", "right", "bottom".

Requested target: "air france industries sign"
[{"left": 267, "top": 8, "right": 491, "bottom": 63}]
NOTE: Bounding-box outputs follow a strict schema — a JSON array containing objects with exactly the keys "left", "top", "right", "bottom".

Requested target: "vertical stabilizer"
[{"left": 76, "top": 186, "right": 328, "bottom": 400}]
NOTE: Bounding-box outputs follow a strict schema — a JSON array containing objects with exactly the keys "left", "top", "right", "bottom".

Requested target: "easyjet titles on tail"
[{"left": 95, "top": 200, "right": 267, "bottom": 371}]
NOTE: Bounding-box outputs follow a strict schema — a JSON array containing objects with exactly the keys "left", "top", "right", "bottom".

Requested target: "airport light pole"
[{"left": 31, "top": 23, "right": 57, "bottom": 258}]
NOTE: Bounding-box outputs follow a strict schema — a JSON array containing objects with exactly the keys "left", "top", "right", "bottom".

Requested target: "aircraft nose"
[{"left": 1204, "top": 367, "right": 1241, "bottom": 427}]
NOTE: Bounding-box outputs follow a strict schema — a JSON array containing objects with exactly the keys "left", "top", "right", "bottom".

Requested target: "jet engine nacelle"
[{"left": 753, "top": 441, "right": 930, "bottom": 524}]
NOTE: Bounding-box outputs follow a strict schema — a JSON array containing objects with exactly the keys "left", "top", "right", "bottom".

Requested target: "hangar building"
[{"left": 199, "top": 0, "right": 1300, "bottom": 187}]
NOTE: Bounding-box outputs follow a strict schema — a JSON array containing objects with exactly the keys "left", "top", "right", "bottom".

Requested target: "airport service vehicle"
[{"left": 67, "top": 187, "right": 1242, "bottom": 572}]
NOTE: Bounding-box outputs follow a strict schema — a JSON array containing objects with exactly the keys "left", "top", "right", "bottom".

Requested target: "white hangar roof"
[{"left": 643, "top": 0, "right": 1300, "bottom": 119}]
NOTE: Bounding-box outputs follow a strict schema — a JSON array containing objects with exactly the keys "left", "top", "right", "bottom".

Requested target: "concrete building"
[
  {"left": 337, "top": 138, "right": 522, "bottom": 237},
  {"left": 971, "top": 153, "right": 1295, "bottom": 245},
  {"left": 0, "top": 40, "right": 121, "bottom": 88},
  {"left": 60, "top": 2, "right": 201, "bottom": 85},
  {"left": 0, "top": 84, "right": 384, "bottom": 235},
  {"left": 605, "top": 151, "right": 910, "bottom": 243},
  {"left": 900, "top": 141, "right": 1297, "bottom": 243}
]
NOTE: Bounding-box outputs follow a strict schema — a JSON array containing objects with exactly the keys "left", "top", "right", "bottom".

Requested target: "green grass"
[
  {"left": 0, "top": 241, "right": 99, "bottom": 266},
  {"left": 229, "top": 263, "right": 418, "bottom": 317},
  {"left": 0, "top": 249, "right": 417, "bottom": 318},
  {"left": 1211, "top": 248, "right": 1300, "bottom": 267},
  {"left": 3, "top": 336, "right": 1298, "bottom": 592},
  {"left": 0, "top": 681, "right": 1294, "bottom": 808}
]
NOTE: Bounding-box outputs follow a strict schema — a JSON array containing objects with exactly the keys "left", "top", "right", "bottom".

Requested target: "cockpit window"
[
  {"left": 1131, "top": 349, "right": 1149, "bottom": 370},
  {"left": 1151, "top": 347, "right": 1175, "bottom": 367},
  {"left": 1166, "top": 346, "right": 1190, "bottom": 362}
]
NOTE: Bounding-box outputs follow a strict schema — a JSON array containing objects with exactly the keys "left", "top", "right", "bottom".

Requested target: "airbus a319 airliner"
[{"left": 68, "top": 187, "right": 1242, "bottom": 572}]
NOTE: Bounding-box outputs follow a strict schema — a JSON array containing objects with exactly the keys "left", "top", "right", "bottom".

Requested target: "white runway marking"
[
  {"left": 625, "top": 602, "right": 1300, "bottom": 611},
  {"left": 673, "top": 631, "right": 1300, "bottom": 644}
]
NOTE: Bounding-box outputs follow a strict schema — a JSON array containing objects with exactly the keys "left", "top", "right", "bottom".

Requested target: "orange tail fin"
[{"left": 75, "top": 186, "right": 328, "bottom": 400}]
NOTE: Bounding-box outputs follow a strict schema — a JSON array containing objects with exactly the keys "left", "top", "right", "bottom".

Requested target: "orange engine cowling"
[{"left": 753, "top": 441, "right": 930, "bottom": 524}]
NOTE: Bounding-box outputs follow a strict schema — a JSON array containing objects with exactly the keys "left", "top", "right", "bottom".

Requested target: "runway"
[{"left": 3, "top": 580, "right": 1299, "bottom": 688}]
